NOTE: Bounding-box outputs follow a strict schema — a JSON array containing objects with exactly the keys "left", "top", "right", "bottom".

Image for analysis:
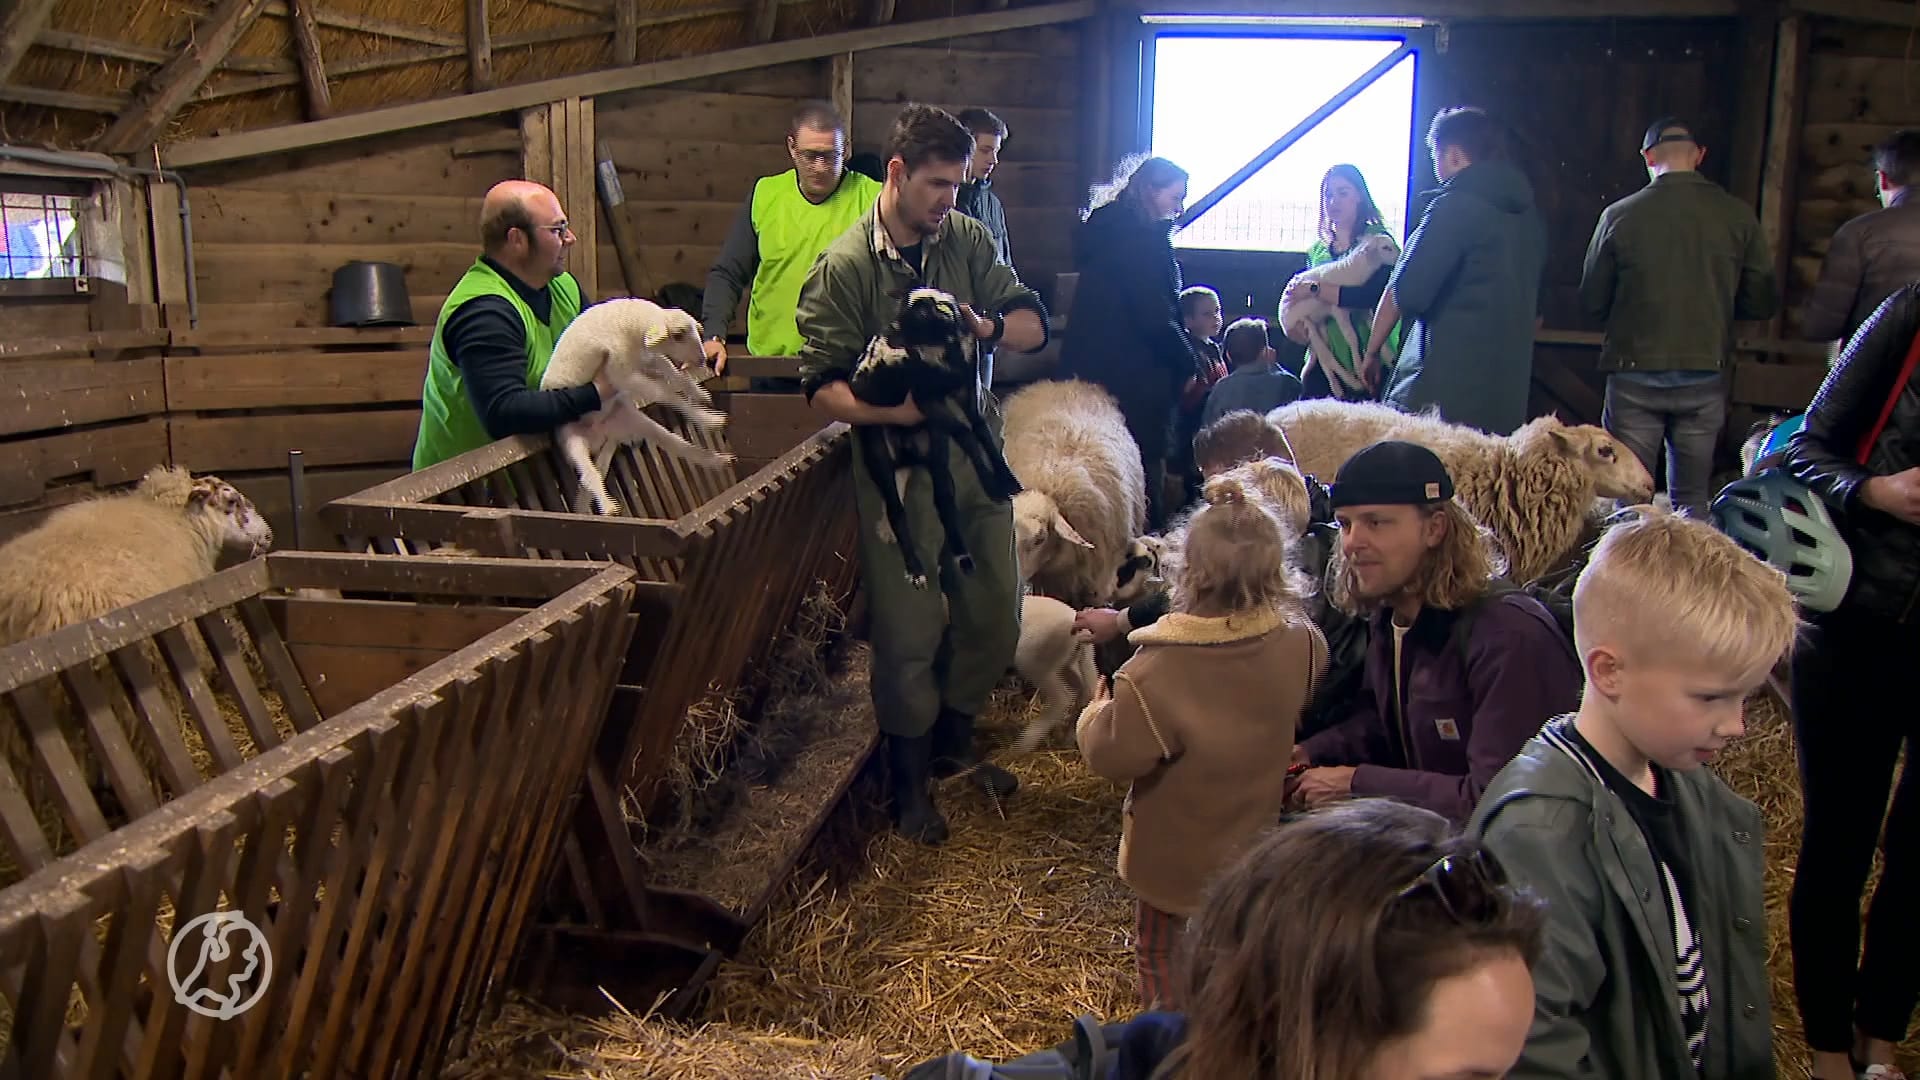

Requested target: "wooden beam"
[
  {"left": 160, "top": 0, "right": 1096, "bottom": 168},
  {"left": 1788, "top": 0, "right": 1920, "bottom": 29},
  {"left": 288, "top": 0, "right": 332, "bottom": 120},
  {"left": 537, "top": 0, "right": 612, "bottom": 13},
  {"left": 260, "top": 2, "right": 461, "bottom": 47},
  {"left": 0, "top": 0, "right": 57, "bottom": 85},
  {"left": 748, "top": 0, "right": 780, "bottom": 43},
  {"left": 614, "top": 0, "right": 638, "bottom": 64},
  {"left": 829, "top": 52, "right": 853, "bottom": 132},
  {"left": 468, "top": 0, "right": 494, "bottom": 91},
  {"left": 1760, "top": 14, "right": 1808, "bottom": 339},
  {"left": 0, "top": 84, "right": 125, "bottom": 113},
  {"left": 1726, "top": 1, "right": 1777, "bottom": 209},
  {"left": 867, "top": 0, "right": 898, "bottom": 26},
  {"left": 37, "top": 30, "right": 292, "bottom": 74},
  {"left": 98, "top": 0, "right": 271, "bottom": 154}
]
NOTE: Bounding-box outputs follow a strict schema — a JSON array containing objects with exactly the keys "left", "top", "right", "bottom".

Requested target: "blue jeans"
[{"left": 1601, "top": 372, "right": 1728, "bottom": 517}]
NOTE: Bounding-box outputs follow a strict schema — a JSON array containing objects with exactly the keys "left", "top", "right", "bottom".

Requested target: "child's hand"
[
  {"left": 1291, "top": 766, "right": 1357, "bottom": 809},
  {"left": 1073, "top": 607, "right": 1128, "bottom": 645}
]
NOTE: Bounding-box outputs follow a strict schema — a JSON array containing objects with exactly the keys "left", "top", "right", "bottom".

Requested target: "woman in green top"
[{"left": 1283, "top": 164, "right": 1403, "bottom": 401}]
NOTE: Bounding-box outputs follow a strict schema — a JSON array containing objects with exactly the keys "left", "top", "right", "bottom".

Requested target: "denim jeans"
[{"left": 1601, "top": 372, "right": 1728, "bottom": 516}]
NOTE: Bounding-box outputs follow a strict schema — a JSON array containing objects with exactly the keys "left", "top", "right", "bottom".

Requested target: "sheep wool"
[
  {"left": 1010, "top": 593, "right": 1100, "bottom": 754},
  {"left": 1001, "top": 378, "right": 1148, "bottom": 607},
  {"left": 1278, "top": 232, "right": 1401, "bottom": 394},
  {"left": 1269, "top": 399, "right": 1655, "bottom": 583}
]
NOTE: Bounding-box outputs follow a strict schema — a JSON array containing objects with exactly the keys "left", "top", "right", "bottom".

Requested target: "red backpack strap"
[{"left": 1856, "top": 327, "right": 1920, "bottom": 465}]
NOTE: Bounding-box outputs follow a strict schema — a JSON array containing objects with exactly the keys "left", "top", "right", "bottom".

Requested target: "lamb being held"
[
  {"left": 1278, "top": 231, "right": 1400, "bottom": 397},
  {"left": 538, "top": 298, "right": 733, "bottom": 516}
]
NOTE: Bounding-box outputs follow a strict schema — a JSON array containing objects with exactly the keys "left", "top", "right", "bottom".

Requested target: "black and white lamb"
[{"left": 851, "top": 286, "right": 1023, "bottom": 589}]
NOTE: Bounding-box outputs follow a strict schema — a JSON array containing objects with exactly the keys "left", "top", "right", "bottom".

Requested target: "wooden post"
[
  {"left": 468, "top": 0, "right": 494, "bottom": 92},
  {"left": 146, "top": 178, "right": 190, "bottom": 329},
  {"left": 97, "top": 0, "right": 270, "bottom": 153},
  {"left": 829, "top": 52, "right": 854, "bottom": 134},
  {"left": 1759, "top": 13, "right": 1808, "bottom": 338},
  {"left": 1726, "top": 1, "right": 1777, "bottom": 208},
  {"left": 748, "top": 0, "right": 779, "bottom": 43},
  {"left": 614, "top": 0, "right": 638, "bottom": 65},
  {"left": 288, "top": 0, "right": 332, "bottom": 120},
  {"left": 521, "top": 99, "right": 598, "bottom": 299}
]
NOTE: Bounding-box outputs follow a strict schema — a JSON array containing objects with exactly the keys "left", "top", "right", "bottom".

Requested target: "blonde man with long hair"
[
  {"left": 1472, "top": 508, "right": 1794, "bottom": 1079},
  {"left": 1289, "top": 440, "right": 1582, "bottom": 823}
]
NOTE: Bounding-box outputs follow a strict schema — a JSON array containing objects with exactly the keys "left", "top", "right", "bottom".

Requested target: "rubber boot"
[
  {"left": 929, "top": 707, "right": 1019, "bottom": 799},
  {"left": 886, "top": 733, "right": 948, "bottom": 845}
]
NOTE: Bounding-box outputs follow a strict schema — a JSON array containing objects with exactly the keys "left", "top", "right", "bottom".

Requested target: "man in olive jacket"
[
  {"left": 796, "top": 105, "right": 1048, "bottom": 846},
  {"left": 1377, "top": 106, "right": 1547, "bottom": 436},
  {"left": 1580, "top": 118, "right": 1778, "bottom": 516}
]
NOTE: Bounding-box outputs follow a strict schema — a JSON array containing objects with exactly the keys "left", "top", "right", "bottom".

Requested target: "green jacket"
[
  {"left": 1579, "top": 170, "right": 1778, "bottom": 374},
  {"left": 1471, "top": 718, "right": 1773, "bottom": 1080},
  {"left": 795, "top": 202, "right": 1045, "bottom": 408}
]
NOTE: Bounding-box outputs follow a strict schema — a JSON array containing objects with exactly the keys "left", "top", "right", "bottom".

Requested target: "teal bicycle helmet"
[{"left": 1710, "top": 469, "right": 1853, "bottom": 613}]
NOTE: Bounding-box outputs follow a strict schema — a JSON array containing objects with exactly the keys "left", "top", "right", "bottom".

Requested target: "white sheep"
[
  {"left": 1108, "top": 535, "right": 1168, "bottom": 608},
  {"left": 1000, "top": 378, "right": 1148, "bottom": 608},
  {"left": 1278, "top": 232, "right": 1400, "bottom": 397},
  {"left": 1269, "top": 399, "right": 1655, "bottom": 583},
  {"left": 539, "top": 298, "right": 734, "bottom": 516},
  {"left": 1008, "top": 593, "right": 1100, "bottom": 754}
]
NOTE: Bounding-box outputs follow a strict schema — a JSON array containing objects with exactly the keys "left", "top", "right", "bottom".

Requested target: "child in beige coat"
[{"left": 1076, "top": 462, "right": 1327, "bottom": 1010}]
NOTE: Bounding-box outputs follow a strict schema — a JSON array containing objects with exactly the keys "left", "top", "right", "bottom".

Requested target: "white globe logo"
[{"left": 166, "top": 911, "right": 272, "bottom": 1020}]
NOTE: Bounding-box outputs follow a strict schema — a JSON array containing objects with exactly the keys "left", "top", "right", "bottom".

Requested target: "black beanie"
[{"left": 1328, "top": 440, "right": 1454, "bottom": 510}]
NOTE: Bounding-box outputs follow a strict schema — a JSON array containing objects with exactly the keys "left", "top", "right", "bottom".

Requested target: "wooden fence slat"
[
  {"left": 59, "top": 662, "right": 161, "bottom": 822},
  {"left": 109, "top": 647, "right": 208, "bottom": 798},
  {"left": 196, "top": 611, "right": 283, "bottom": 753},
  {"left": 0, "top": 753, "right": 54, "bottom": 874},
  {"left": 155, "top": 625, "right": 247, "bottom": 775},
  {"left": 11, "top": 683, "right": 111, "bottom": 847}
]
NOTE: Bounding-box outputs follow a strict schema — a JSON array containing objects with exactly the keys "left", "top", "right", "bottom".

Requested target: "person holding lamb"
[
  {"left": 1281, "top": 164, "right": 1403, "bottom": 401},
  {"left": 796, "top": 104, "right": 1048, "bottom": 847},
  {"left": 414, "top": 180, "right": 610, "bottom": 470},
  {"left": 1076, "top": 469, "right": 1328, "bottom": 1010}
]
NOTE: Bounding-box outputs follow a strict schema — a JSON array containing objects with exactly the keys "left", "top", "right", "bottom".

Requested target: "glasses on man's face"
[
  {"left": 792, "top": 147, "right": 844, "bottom": 168},
  {"left": 526, "top": 221, "right": 572, "bottom": 241},
  {"left": 1394, "top": 848, "right": 1509, "bottom": 924}
]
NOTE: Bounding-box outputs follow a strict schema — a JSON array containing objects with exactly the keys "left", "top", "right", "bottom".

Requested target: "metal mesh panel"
[{"left": 0, "top": 190, "right": 87, "bottom": 279}]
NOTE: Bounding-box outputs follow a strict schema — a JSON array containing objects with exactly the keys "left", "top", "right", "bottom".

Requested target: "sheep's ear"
[
  {"left": 1546, "top": 424, "right": 1577, "bottom": 453},
  {"left": 1053, "top": 514, "right": 1095, "bottom": 549},
  {"left": 644, "top": 324, "right": 670, "bottom": 349}
]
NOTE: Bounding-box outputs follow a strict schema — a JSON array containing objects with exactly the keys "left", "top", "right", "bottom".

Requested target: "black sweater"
[{"left": 442, "top": 255, "right": 602, "bottom": 438}]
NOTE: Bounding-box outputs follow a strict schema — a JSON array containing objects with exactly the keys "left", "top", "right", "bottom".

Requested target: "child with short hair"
[
  {"left": 1471, "top": 508, "right": 1797, "bottom": 1080},
  {"left": 1078, "top": 469, "right": 1328, "bottom": 1010},
  {"left": 1202, "top": 318, "right": 1304, "bottom": 428},
  {"left": 1172, "top": 286, "right": 1231, "bottom": 506}
]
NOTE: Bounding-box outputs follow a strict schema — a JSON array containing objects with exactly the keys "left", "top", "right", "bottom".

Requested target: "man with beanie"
[
  {"left": 1287, "top": 441, "right": 1583, "bottom": 822},
  {"left": 1580, "top": 117, "right": 1777, "bottom": 516}
]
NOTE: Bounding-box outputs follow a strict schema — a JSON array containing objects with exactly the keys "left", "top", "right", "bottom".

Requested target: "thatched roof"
[{"left": 0, "top": 0, "right": 999, "bottom": 152}]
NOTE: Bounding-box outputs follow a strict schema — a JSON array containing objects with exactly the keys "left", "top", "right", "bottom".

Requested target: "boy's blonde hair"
[
  {"left": 1165, "top": 470, "right": 1312, "bottom": 619},
  {"left": 1327, "top": 499, "right": 1503, "bottom": 615},
  {"left": 1192, "top": 410, "right": 1296, "bottom": 475},
  {"left": 1573, "top": 506, "right": 1799, "bottom": 681},
  {"left": 1231, "top": 456, "right": 1312, "bottom": 534}
]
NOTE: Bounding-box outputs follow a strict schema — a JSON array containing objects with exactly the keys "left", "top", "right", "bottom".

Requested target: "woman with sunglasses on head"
[{"left": 1100, "top": 798, "right": 1544, "bottom": 1080}]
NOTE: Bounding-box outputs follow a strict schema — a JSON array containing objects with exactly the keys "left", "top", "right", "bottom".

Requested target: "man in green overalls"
[
  {"left": 796, "top": 105, "right": 1048, "bottom": 845},
  {"left": 700, "top": 101, "right": 883, "bottom": 376},
  {"left": 413, "top": 179, "right": 607, "bottom": 471}
]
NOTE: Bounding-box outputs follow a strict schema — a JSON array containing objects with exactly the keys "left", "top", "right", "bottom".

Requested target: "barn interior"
[{"left": 0, "top": 0, "right": 1905, "bottom": 1076}]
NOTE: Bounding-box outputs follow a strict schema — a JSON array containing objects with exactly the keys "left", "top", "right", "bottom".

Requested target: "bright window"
[
  {"left": 1152, "top": 35, "right": 1416, "bottom": 252},
  {"left": 1, "top": 190, "right": 85, "bottom": 279}
]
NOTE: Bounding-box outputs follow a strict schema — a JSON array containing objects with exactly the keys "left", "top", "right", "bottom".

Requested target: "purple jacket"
[{"left": 1299, "top": 592, "right": 1583, "bottom": 822}]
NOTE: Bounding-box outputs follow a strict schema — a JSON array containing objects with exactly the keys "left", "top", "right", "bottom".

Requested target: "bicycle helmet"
[{"left": 1710, "top": 468, "right": 1853, "bottom": 613}]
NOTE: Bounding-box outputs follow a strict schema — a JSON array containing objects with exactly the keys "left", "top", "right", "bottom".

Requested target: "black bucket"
[{"left": 329, "top": 260, "right": 416, "bottom": 327}]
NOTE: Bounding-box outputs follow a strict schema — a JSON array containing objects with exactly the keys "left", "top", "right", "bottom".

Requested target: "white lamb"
[
  {"left": 1008, "top": 592, "right": 1100, "bottom": 754},
  {"left": 539, "top": 297, "right": 733, "bottom": 516},
  {"left": 1278, "top": 231, "right": 1401, "bottom": 397},
  {"left": 1000, "top": 378, "right": 1147, "bottom": 608}
]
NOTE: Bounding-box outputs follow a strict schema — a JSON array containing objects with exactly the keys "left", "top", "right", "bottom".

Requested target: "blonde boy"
[{"left": 1470, "top": 508, "right": 1797, "bottom": 1080}]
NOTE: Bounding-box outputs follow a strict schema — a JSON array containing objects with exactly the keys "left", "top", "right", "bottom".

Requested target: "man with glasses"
[
  {"left": 700, "top": 101, "right": 883, "bottom": 380},
  {"left": 413, "top": 179, "right": 606, "bottom": 470}
]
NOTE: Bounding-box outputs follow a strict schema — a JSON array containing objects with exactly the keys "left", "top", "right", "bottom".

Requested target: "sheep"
[
  {"left": 1008, "top": 592, "right": 1100, "bottom": 754},
  {"left": 1278, "top": 232, "right": 1401, "bottom": 397},
  {"left": 850, "top": 286, "right": 1023, "bottom": 589},
  {"left": 1740, "top": 411, "right": 1800, "bottom": 475},
  {"left": 1001, "top": 378, "right": 1147, "bottom": 608},
  {"left": 539, "top": 297, "right": 734, "bottom": 516},
  {"left": 1268, "top": 399, "right": 1655, "bottom": 584},
  {"left": 1109, "top": 535, "right": 1168, "bottom": 608}
]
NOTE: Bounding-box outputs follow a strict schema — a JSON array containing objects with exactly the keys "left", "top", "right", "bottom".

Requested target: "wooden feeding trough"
[
  {"left": 320, "top": 417, "right": 870, "bottom": 1016},
  {"left": 0, "top": 551, "right": 638, "bottom": 1079}
]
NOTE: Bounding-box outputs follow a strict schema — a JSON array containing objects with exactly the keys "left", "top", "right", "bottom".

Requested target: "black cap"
[
  {"left": 1328, "top": 441, "right": 1454, "bottom": 510},
  {"left": 1642, "top": 117, "right": 1698, "bottom": 152}
]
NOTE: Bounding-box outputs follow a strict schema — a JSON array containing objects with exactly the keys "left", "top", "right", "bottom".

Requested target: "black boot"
[
  {"left": 886, "top": 733, "right": 948, "bottom": 845},
  {"left": 929, "top": 707, "right": 1019, "bottom": 799}
]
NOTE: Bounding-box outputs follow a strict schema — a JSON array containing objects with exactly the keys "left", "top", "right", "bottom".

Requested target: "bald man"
[{"left": 413, "top": 180, "right": 610, "bottom": 470}]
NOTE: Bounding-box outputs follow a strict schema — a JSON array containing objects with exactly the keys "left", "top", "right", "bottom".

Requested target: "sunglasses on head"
[{"left": 1393, "top": 847, "right": 1509, "bottom": 924}]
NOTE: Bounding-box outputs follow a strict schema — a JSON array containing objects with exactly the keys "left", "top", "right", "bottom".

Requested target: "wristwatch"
[{"left": 985, "top": 312, "right": 1006, "bottom": 344}]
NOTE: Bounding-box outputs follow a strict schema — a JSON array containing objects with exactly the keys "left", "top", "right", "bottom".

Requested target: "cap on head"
[
  {"left": 1642, "top": 117, "right": 1698, "bottom": 153},
  {"left": 1328, "top": 440, "right": 1454, "bottom": 510}
]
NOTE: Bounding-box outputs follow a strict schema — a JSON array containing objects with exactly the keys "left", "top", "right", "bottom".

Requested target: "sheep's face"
[
  {"left": 1539, "top": 422, "right": 1655, "bottom": 501},
  {"left": 1109, "top": 535, "right": 1167, "bottom": 606},
  {"left": 895, "top": 287, "right": 967, "bottom": 351},
  {"left": 642, "top": 309, "right": 706, "bottom": 373},
  {"left": 1740, "top": 413, "right": 1792, "bottom": 476},
  {"left": 188, "top": 476, "right": 273, "bottom": 559},
  {"left": 1013, "top": 490, "right": 1094, "bottom": 582},
  {"left": 1356, "top": 231, "right": 1399, "bottom": 267}
]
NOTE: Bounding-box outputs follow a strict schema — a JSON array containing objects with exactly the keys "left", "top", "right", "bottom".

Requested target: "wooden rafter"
[
  {"left": 535, "top": 0, "right": 612, "bottom": 13},
  {"left": 37, "top": 30, "right": 293, "bottom": 75},
  {"left": 0, "top": 0, "right": 58, "bottom": 84},
  {"left": 614, "top": 0, "right": 638, "bottom": 64},
  {"left": 468, "top": 0, "right": 494, "bottom": 91},
  {"left": 195, "top": 21, "right": 612, "bottom": 102},
  {"left": 867, "top": 0, "right": 898, "bottom": 26},
  {"left": 288, "top": 0, "right": 332, "bottom": 120},
  {"left": 260, "top": 2, "right": 461, "bottom": 48},
  {"left": 748, "top": 0, "right": 780, "bottom": 42},
  {"left": 0, "top": 84, "right": 122, "bottom": 114},
  {"left": 98, "top": 0, "right": 272, "bottom": 155}
]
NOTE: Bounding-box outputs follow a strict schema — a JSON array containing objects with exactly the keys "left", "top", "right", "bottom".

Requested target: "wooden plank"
[
  {"left": 1726, "top": 4, "right": 1776, "bottom": 207},
  {"left": 1802, "top": 120, "right": 1896, "bottom": 171},
  {"left": 830, "top": 52, "right": 854, "bottom": 134},
  {"left": 571, "top": 96, "right": 599, "bottom": 300},
  {"left": 158, "top": 1, "right": 1099, "bottom": 168},
  {"left": 259, "top": 1, "right": 462, "bottom": 46},
  {"left": 521, "top": 105, "right": 553, "bottom": 195},
  {"left": 726, "top": 392, "right": 826, "bottom": 462},
  {"left": 274, "top": 596, "right": 523, "bottom": 651},
  {"left": 191, "top": 241, "right": 476, "bottom": 306},
  {"left": 1761, "top": 15, "right": 1809, "bottom": 338},
  {"left": 0, "top": 358, "right": 166, "bottom": 438},
  {"left": 1803, "top": 53, "right": 1920, "bottom": 126},
  {"left": 0, "top": 83, "right": 122, "bottom": 113},
  {"left": 170, "top": 410, "right": 422, "bottom": 472},
  {"left": 868, "top": 0, "right": 897, "bottom": 25},
  {"left": 937, "top": 25, "right": 1081, "bottom": 56},
  {"left": 172, "top": 324, "right": 435, "bottom": 347},
  {"left": 1790, "top": 0, "right": 1920, "bottom": 29},
  {"left": 0, "top": 417, "right": 169, "bottom": 507},
  {"left": 192, "top": 189, "right": 484, "bottom": 246},
  {"left": 0, "top": 0, "right": 58, "bottom": 84},
  {"left": 748, "top": 0, "right": 779, "bottom": 42},
  {"left": 98, "top": 0, "right": 272, "bottom": 154},
  {"left": 194, "top": 292, "right": 449, "bottom": 330},
  {"left": 1733, "top": 359, "right": 1827, "bottom": 409},
  {"left": 614, "top": 0, "right": 638, "bottom": 64},
  {"left": 593, "top": 88, "right": 807, "bottom": 145},
  {"left": 0, "top": 330, "right": 169, "bottom": 360},
  {"left": 854, "top": 46, "right": 1080, "bottom": 107},
  {"left": 852, "top": 104, "right": 1074, "bottom": 160},
  {"left": 33, "top": 29, "right": 290, "bottom": 74},
  {"left": 468, "top": 0, "right": 494, "bottom": 92},
  {"left": 187, "top": 120, "right": 521, "bottom": 196},
  {"left": 288, "top": 0, "right": 332, "bottom": 120},
  {"left": 598, "top": 141, "right": 789, "bottom": 200},
  {"left": 227, "top": 464, "right": 410, "bottom": 551},
  {"left": 165, "top": 350, "right": 427, "bottom": 410}
]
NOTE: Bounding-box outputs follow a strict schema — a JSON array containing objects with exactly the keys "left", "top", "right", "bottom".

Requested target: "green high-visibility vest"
[
  {"left": 413, "top": 259, "right": 582, "bottom": 470},
  {"left": 746, "top": 170, "right": 881, "bottom": 356}
]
